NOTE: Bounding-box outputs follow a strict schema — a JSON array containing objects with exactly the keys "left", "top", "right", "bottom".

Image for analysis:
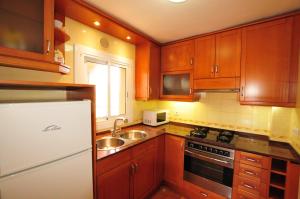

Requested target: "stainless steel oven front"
[{"left": 184, "top": 140, "right": 235, "bottom": 199}]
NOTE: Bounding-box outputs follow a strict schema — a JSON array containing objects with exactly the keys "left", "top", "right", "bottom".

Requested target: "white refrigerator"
[{"left": 0, "top": 100, "right": 94, "bottom": 199}]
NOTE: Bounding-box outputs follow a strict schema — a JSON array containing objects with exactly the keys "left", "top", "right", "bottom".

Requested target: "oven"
[{"left": 184, "top": 140, "right": 235, "bottom": 198}]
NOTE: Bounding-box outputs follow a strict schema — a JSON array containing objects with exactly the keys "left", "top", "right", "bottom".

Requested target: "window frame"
[{"left": 74, "top": 44, "right": 134, "bottom": 130}]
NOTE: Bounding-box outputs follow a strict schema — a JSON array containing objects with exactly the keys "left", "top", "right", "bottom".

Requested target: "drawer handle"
[
  {"left": 243, "top": 183, "right": 256, "bottom": 190},
  {"left": 244, "top": 170, "right": 256, "bottom": 176},
  {"left": 200, "top": 192, "right": 208, "bottom": 197},
  {"left": 245, "top": 157, "right": 258, "bottom": 163}
]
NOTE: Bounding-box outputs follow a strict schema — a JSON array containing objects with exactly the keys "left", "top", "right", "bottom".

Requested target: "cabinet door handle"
[
  {"left": 243, "top": 183, "right": 256, "bottom": 190},
  {"left": 245, "top": 157, "right": 258, "bottom": 163},
  {"left": 149, "top": 87, "right": 152, "bottom": 95},
  {"left": 215, "top": 65, "right": 219, "bottom": 73},
  {"left": 190, "top": 58, "right": 194, "bottom": 65},
  {"left": 200, "top": 192, "right": 208, "bottom": 197},
  {"left": 46, "top": 40, "right": 51, "bottom": 54},
  {"left": 130, "top": 164, "right": 135, "bottom": 175},
  {"left": 240, "top": 86, "right": 244, "bottom": 97},
  {"left": 244, "top": 170, "right": 256, "bottom": 176},
  {"left": 134, "top": 163, "right": 138, "bottom": 172},
  {"left": 211, "top": 66, "right": 214, "bottom": 74},
  {"left": 189, "top": 88, "right": 192, "bottom": 95}
]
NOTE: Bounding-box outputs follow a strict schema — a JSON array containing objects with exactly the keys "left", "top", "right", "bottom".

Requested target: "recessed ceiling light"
[
  {"left": 126, "top": 36, "right": 131, "bottom": 40},
  {"left": 168, "top": 0, "right": 187, "bottom": 3},
  {"left": 93, "top": 21, "right": 101, "bottom": 26}
]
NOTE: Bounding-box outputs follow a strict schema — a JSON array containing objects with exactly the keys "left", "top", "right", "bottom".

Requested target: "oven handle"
[{"left": 185, "top": 149, "right": 233, "bottom": 168}]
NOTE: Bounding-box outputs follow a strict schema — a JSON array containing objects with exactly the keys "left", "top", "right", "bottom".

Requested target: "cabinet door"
[
  {"left": 135, "top": 42, "right": 160, "bottom": 100},
  {"left": 0, "top": 0, "right": 54, "bottom": 62},
  {"left": 161, "top": 40, "right": 194, "bottom": 72},
  {"left": 154, "top": 135, "right": 165, "bottom": 188},
  {"left": 133, "top": 148, "right": 155, "bottom": 199},
  {"left": 97, "top": 162, "right": 131, "bottom": 199},
  {"left": 160, "top": 71, "right": 194, "bottom": 101},
  {"left": 194, "top": 35, "right": 216, "bottom": 79},
  {"left": 215, "top": 29, "right": 241, "bottom": 78},
  {"left": 164, "top": 135, "right": 184, "bottom": 187},
  {"left": 240, "top": 18, "right": 293, "bottom": 106}
]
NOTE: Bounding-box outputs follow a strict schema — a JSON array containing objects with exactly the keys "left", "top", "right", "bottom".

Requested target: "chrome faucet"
[{"left": 112, "top": 117, "right": 128, "bottom": 137}]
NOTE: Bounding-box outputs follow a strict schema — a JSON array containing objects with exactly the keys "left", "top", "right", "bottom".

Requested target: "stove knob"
[
  {"left": 199, "top": 145, "right": 203, "bottom": 149},
  {"left": 213, "top": 149, "right": 218, "bottom": 154},
  {"left": 208, "top": 147, "right": 212, "bottom": 152},
  {"left": 224, "top": 151, "right": 230, "bottom": 157},
  {"left": 189, "top": 143, "right": 194, "bottom": 148},
  {"left": 219, "top": 150, "right": 224, "bottom": 155},
  {"left": 203, "top": 146, "right": 207, "bottom": 151}
]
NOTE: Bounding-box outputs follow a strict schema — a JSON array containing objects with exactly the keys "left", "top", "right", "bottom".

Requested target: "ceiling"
[{"left": 84, "top": 0, "right": 300, "bottom": 43}]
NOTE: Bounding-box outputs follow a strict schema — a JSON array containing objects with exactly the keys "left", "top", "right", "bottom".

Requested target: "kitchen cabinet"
[
  {"left": 96, "top": 138, "right": 158, "bottom": 199},
  {"left": 0, "top": 0, "right": 60, "bottom": 72},
  {"left": 135, "top": 41, "right": 160, "bottom": 100},
  {"left": 183, "top": 180, "right": 226, "bottom": 199},
  {"left": 161, "top": 40, "right": 194, "bottom": 72},
  {"left": 97, "top": 162, "right": 131, "bottom": 199},
  {"left": 164, "top": 135, "right": 184, "bottom": 188},
  {"left": 154, "top": 135, "right": 165, "bottom": 189},
  {"left": 240, "top": 17, "right": 298, "bottom": 107},
  {"left": 160, "top": 70, "right": 194, "bottom": 101},
  {"left": 194, "top": 29, "right": 241, "bottom": 90}
]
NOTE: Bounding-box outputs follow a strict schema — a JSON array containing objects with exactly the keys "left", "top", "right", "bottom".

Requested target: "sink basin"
[
  {"left": 96, "top": 137, "right": 125, "bottom": 150},
  {"left": 120, "top": 130, "right": 148, "bottom": 140}
]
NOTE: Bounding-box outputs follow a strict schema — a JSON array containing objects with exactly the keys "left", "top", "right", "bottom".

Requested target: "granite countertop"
[{"left": 96, "top": 123, "right": 300, "bottom": 163}]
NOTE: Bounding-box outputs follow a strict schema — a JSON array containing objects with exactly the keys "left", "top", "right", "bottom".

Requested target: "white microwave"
[{"left": 143, "top": 110, "right": 169, "bottom": 126}]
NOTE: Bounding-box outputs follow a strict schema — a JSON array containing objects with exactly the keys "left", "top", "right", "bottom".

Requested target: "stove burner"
[
  {"left": 217, "top": 130, "right": 234, "bottom": 144},
  {"left": 190, "top": 127, "right": 209, "bottom": 138}
]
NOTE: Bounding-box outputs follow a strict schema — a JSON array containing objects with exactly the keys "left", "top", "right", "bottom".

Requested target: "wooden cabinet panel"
[
  {"left": 234, "top": 175, "right": 268, "bottom": 198},
  {"left": 285, "top": 162, "right": 300, "bottom": 199},
  {"left": 240, "top": 18, "right": 293, "bottom": 106},
  {"left": 233, "top": 186, "right": 265, "bottom": 199},
  {"left": 235, "top": 151, "right": 271, "bottom": 169},
  {"left": 97, "top": 162, "right": 131, "bottom": 199},
  {"left": 194, "top": 35, "right": 216, "bottom": 79},
  {"left": 215, "top": 29, "right": 241, "bottom": 78},
  {"left": 135, "top": 41, "right": 160, "bottom": 100},
  {"left": 164, "top": 135, "right": 184, "bottom": 187},
  {"left": 161, "top": 40, "right": 194, "bottom": 72},
  {"left": 154, "top": 135, "right": 165, "bottom": 188},
  {"left": 235, "top": 162, "right": 269, "bottom": 184},
  {"left": 133, "top": 148, "right": 155, "bottom": 199},
  {"left": 183, "top": 180, "right": 226, "bottom": 199},
  {"left": 194, "top": 77, "right": 239, "bottom": 90}
]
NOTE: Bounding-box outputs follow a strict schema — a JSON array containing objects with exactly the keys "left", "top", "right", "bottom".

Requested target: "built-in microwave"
[{"left": 143, "top": 110, "right": 169, "bottom": 126}]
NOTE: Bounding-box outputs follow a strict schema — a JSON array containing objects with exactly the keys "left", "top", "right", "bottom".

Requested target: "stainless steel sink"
[
  {"left": 120, "top": 130, "right": 148, "bottom": 140},
  {"left": 96, "top": 137, "right": 125, "bottom": 150}
]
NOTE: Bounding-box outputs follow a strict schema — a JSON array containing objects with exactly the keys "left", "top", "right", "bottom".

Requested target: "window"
[{"left": 74, "top": 45, "right": 133, "bottom": 130}]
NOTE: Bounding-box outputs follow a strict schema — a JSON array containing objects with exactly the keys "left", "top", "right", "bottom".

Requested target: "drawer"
[
  {"left": 233, "top": 175, "right": 268, "bottom": 197},
  {"left": 183, "top": 180, "right": 226, "bottom": 199},
  {"left": 132, "top": 139, "right": 155, "bottom": 157},
  {"left": 233, "top": 187, "right": 266, "bottom": 199},
  {"left": 235, "top": 151, "right": 271, "bottom": 169},
  {"left": 235, "top": 162, "right": 269, "bottom": 184}
]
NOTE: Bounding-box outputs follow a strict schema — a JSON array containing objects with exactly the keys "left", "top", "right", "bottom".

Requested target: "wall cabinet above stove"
[{"left": 193, "top": 29, "right": 241, "bottom": 90}]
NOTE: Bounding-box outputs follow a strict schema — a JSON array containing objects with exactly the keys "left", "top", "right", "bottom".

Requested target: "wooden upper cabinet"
[
  {"left": 194, "top": 35, "right": 216, "bottom": 79},
  {"left": 161, "top": 40, "right": 195, "bottom": 72},
  {"left": 240, "top": 17, "right": 295, "bottom": 106},
  {"left": 0, "top": 0, "right": 54, "bottom": 63},
  {"left": 194, "top": 29, "right": 241, "bottom": 90},
  {"left": 135, "top": 41, "right": 160, "bottom": 100},
  {"left": 215, "top": 29, "right": 241, "bottom": 78}
]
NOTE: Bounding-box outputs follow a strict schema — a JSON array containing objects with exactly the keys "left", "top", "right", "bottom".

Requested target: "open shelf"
[
  {"left": 270, "top": 173, "right": 286, "bottom": 190},
  {"left": 269, "top": 186, "right": 285, "bottom": 199},
  {"left": 271, "top": 159, "right": 287, "bottom": 174}
]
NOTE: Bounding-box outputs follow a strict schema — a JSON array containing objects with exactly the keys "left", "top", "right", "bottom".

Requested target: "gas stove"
[{"left": 188, "top": 126, "right": 238, "bottom": 145}]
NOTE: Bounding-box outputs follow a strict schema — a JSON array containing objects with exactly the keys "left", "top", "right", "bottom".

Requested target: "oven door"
[{"left": 184, "top": 149, "right": 233, "bottom": 198}]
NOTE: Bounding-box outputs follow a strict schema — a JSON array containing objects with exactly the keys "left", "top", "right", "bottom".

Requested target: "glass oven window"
[
  {"left": 156, "top": 112, "right": 166, "bottom": 123},
  {"left": 184, "top": 155, "right": 233, "bottom": 187}
]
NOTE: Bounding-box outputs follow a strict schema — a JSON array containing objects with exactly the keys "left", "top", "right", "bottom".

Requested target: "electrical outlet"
[{"left": 292, "top": 128, "right": 299, "bottom": 137}]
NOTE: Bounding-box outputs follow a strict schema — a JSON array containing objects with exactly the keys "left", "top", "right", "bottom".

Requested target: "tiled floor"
[{"left": 150, "top": 186, "right": 186, "bottom": 199}]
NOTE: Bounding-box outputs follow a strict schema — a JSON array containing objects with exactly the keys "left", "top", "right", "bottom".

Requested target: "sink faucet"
[{"left": 112, "top": 117, "right": 128, "bottom": 137}]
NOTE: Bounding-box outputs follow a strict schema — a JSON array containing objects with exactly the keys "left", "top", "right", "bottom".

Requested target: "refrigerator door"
[
  {"left": 0, "top": 101, "right": 92, "bottom": 177},
  {"left": 0, "top": 149, "right": 93, "bottom": 199}
]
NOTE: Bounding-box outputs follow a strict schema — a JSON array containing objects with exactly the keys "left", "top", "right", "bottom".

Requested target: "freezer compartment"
[
  {"left": 0, "top": 149, "right": 93, "bottom": 199},
  {"left": 0, "top": 100, "right": 92, "bottom": 177}
]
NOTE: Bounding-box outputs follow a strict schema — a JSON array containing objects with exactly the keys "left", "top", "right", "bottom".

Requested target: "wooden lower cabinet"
[
  {"left": 96, "top": 139, "right": 159, "bottom": 199},
  {"left": 97, "top": 162, "right": 131, "bottom": 199},
  {"left": 164, "top": 135, "right": 185, "bottom": 188},
  {"left": 183, "top": 180, "right": 226, "bottom": 199},
  {"left": 154, "top": 135, "right": 165, "bottom": 188}
]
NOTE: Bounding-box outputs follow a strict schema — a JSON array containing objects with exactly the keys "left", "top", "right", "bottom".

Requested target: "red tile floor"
[{"left": 150, "top": 186, "right": 186, "bottom": 199}]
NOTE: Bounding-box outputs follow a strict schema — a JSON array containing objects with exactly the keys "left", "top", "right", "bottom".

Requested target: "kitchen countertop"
[{"left": 96, "top": 123, "right": 300, "bottom": 163}]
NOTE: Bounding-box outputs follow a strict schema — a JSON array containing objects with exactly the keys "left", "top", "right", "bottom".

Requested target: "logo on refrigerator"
[{"left": 42, "top": 125, "right": 62, "bottom": 132}]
